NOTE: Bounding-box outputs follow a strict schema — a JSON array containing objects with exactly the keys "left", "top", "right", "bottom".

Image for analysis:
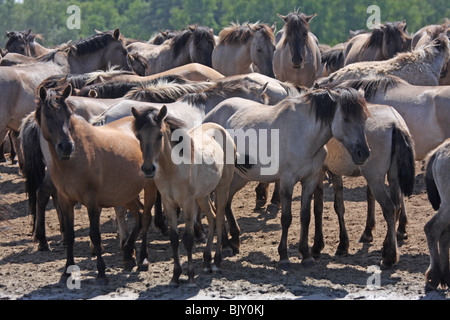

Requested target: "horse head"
[
  {"left": 278, "top": 11, "right": 317, "bottom": 69},
  {"left": 36, "top": 84, "right": 75, "bottom": 160}
]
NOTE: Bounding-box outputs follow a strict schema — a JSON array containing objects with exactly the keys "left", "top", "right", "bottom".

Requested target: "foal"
[{"left": 132, "top": 106, "right": 236, "bottom": 286}]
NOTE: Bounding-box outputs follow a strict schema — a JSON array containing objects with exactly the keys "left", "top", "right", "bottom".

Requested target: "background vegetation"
[{"left": 0, "top": 0, "right": 448, "bottom": 47}]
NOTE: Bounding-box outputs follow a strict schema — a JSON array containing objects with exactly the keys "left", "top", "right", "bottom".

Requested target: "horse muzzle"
[
  {"left": 141, "top": 163, "right": 157, "bottom": 179},
  {"left": 56, "top": 141, "right": 75, "bottom": 160},
  {"left": 351, "top": 144, "right": 370, "bottom": 166}
]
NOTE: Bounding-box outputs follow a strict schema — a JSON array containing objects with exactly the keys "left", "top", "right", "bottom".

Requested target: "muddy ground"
[{"left": 1, "top": 155, "right": 449, "bottom": 301}]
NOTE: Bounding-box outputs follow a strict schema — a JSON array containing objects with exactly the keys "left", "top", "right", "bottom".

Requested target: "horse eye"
[
  {"left": 136, "top": 134, "right": 141, "bottom": 141},
  {"left": 158, "top": 133, "right": 163, "bottom": 140},
  {"left": 257, "top": 46, "right": 262, "bottom": 52}
]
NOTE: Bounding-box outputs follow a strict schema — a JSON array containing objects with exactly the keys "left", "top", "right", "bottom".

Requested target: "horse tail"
[
  {"left": 425, "top": 151, "right": 441, "bottom": 210},
  {"left": 19, "top": 113, "right": 45, "bottom": 201},
  {"left": 391, "top": 124, "right": 415, "bottom": 197},
  {"left": 235, "top": 153, "right": 253, "bottom": 174}
]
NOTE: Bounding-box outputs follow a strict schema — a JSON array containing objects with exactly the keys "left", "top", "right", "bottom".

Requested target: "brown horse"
[
  {"left": 5, "top": 30, "right": 52, "bottom": 57},
  {"left": 132, "top": 105, "right": 236, "bottom": 286},
  {"left": 212, "top": 22, "right": 276, "bottom": 77},
  {"left": 344, "top": 21, "right": 410, "bottom": 66},
  {"left": 273, "top": 10, "right": 322, "bottom": 87},
  {"left": 127, "top": 25, "right": 216, "bottom": 74},
  {"left": 35, "top": 84, "right": 157, "bottom": 285}
]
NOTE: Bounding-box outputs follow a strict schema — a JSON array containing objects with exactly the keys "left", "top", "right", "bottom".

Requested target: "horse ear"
[
  {"left": 277, "top": 13, "right": 288, "bottom": 22},
  {"left": 271, "top": 22, "right": 277, "bottom": 33},
  {"left": 399, "top": 20, "right": 407, "bottom": 32},
  {"left": 131, "top": 107, "right": 140, "bottom": 119},
  {"left": 62, "top": 84, "right": 72, "bottom": 100},
  {"left": 39, "top": 86, "right": 47, "bottom": 101},
  {"left": 305, "top": 13, "right": 318, "bottom": 23},
  {"left": 158, "top": 106, "right": 168, "bottom": 122},
  {"left": 113, "top": 28, "right": 121, "bottom": 40},
  {"left": 188, "top": 25, "right": 196, "bottom": 32}
]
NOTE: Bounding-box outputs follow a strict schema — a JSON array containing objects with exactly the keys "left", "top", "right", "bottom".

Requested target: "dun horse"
[
  {"left": 132, "top": 106, "right": 236, "bottom": 286},
  {"left": 203, "top": 87, "right": 370, "bottom": 268},
  {"left": 344, "top": 21, "right": 410, "bottom": 65},
  {"left": 424, "top": 139, "right": 450, "bottom": 290},
  {"left": 313, "top": 104, "right": 415, "bottom": 268},
  {"left": 35, "top": 84, "right": 157, "bottom": 284},
  {"left": 273, "top": 10, "right": 323, "bottom": 87},
  {"left": 127, "top": 25, "right": 216, "bottom": 74},
  {"left": 319, "top": 33, "right": 449, "bottom": 86},
  {"left": 212, "top": 22, "right": 276, "bottom": 77}
]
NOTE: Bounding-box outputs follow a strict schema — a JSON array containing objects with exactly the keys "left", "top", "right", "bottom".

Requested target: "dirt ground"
[{"left": 1, "top": 155, "right": 449, "bottom": 301}]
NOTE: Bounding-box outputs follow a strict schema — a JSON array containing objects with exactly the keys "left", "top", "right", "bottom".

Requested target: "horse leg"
[
  {"left": 311, "top": 170, "right": 325, "bottom": 258},
  {"left": 182, "top": 198, "right": 196, "bottom": 286},
  {"left": 331, "top": 173, "right": 349, "bottom": 256},
  {"left": 366, "top": 175, "right": 398, "bottom": 269},
  {"left": 439, "top": 225, "right": 450, "bottom": 288},
  {"left": 154, "top": 191, "right": 168, "bottom": 236},
  {"left": 424, "top": 211, "right": 449, "bottom": 290},
  {"left": 223, "top": 174, "right": 246, "bottom": 256},
  {"left": 122, "top": 200, "right": 143, "bottom": 271},
  {"left": 198, "top": 196, "right": 215, "bottom": 273},
  {"left": 87, "top": 205, "right": 108, "bottom": 285},
  {"left": 298, "top": 176, "right": 319, "bottom": 267},
  {"left": 255, "top": 182, "right": 269, "bottom": 209},
  {"left": 360, "top": 186, "right": 376, "bottom": 243},
  {"left": 113, "top": 206, "right": 129, "bottom": 250},
  {"left": 9, "top": 131, "right": 18, "bottom": 166},
  {"left": 163, "top": 201, "right": 182, "bottom": 287},
  {"left": 33, "top": 172, "right": 55, "bottom": 251},
  {"left": 0, "top": 141, "right": 5, "bottom": 163},
  {"left": 270, "top": 182, "right": 281, "bottom": 209},
  {"left": 138, "top": 182, "right": 157, "bottom": 271},
  {"left": 194, "top": 203, "right": 207, "bottom": 243},
  {"left": 58, "top": 196, "right": 76, "bottom": 286},
  {"left": 397, "top": 194, "right": 408, "bottom": 240},
  {"left": 277, "top": 178, "right": 295, "bottom": 270}
]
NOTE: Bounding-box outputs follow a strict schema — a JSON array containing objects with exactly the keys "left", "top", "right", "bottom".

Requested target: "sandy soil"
[{"left": 1, "top": 157, "right": 449, "bottom": 301}]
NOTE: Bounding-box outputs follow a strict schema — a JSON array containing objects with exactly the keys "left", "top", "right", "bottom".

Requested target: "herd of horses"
[{"left": 0, "top": 9, "right": 449, "bottom": 292}]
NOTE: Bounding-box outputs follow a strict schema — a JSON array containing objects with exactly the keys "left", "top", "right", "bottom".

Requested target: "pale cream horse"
[
  {"left": 319, "top": 33, "right": 449, "bottom": 87},
  {"left": 424, "top": 139, "right": 450, "bottom": 290},
  {"left": 273, "top": 10, "right": 323, "bottom": 87},
  {"left": 132, "top": 105, "right": 236, "bottom": 287},
  {"left": 212, "top": 22, "right": 276, "bottom": 77}
]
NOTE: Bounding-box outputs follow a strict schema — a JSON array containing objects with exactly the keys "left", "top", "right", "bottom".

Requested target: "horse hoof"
[
  {"left": 222, "top": 247, "right": 234, "bottom": 258},
  {"left": 169, "top": 280, "right": 180, "bottom": 288},
  {"left": 266, "top": 203, "right": 279, "bottom": 214},
  {"left": 38, "top": 243, "right": 51, "bottom": 252},
  {"left": 359, "top": 233, "right": 373, "bottom": 243},
  {"left": 212, "top": 265, "right": 222, "bottom": 273},
  {"left": 254, "top": 200, "right": 267, "bottom": 210},
  {"left": 397, "top": 231, "right": 408, "bottom": 241},
  {"left": 277, "top": 260, "right": 291, "bottom": 271},
  {"left": 335, "top": 248, "right": 348, "bottom": 257},
  {"left": 379, "top": 259, "right": 394, "bottom": 270},
  {"left": 138, "top": 259, "right": 149, "bottom": 272},
  {"left": 96, "top": 276, "right": 109, "bottom": 286},
  {"left": 302, "top": 257, "right": 316, "bottom": 268},
  {"left": 123, "top": 259, "right": 137, "bottom": 271}
]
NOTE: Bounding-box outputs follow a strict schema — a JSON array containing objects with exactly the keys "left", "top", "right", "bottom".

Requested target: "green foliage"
[{"left": 0, "top": 0, "right": 448, "bottom": 47}]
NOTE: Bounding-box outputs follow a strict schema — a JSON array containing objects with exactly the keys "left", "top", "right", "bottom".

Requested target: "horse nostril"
[{"left": 141, "top": 164, "right": 156, "bottom": 177}]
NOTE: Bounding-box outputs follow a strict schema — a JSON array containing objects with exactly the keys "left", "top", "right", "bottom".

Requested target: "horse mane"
[
  {"left": 68, "top": 30, "right": 122, "bottom": 56},
  {"left": 132, "top": 107, "right": 186, "bottom": 136},
  {"left": 330, "top": 76, "right": 405, "bottom": 99},
  {"left": 172, "top": 25, "right": 215, "bottom": 58},
  {"left": 125, "top": 80, "right": 212, "bottom": 103},
  {"left": 398, "top": 33, "right": 449, "bottom": 63},
  {"left": 303, "top": 87, "right": 368, "bottom": 126},
  {"left": 218, "top": 22, "right": 275, "bottom": 45},
  {"left": 281, "top": 11, "right": 312, "bottom": 48},
  {"left": 181, "top": 76, "right": 263, "bottom": 105},
  {"left": 149, "top": 30, "right": 180, "bottom": 45},
  {"left": 39, "top": 73, "right": 93, "bottom": 91},
  {"left": 78, "top": 75, "right": 189, "bottom": 99}
]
